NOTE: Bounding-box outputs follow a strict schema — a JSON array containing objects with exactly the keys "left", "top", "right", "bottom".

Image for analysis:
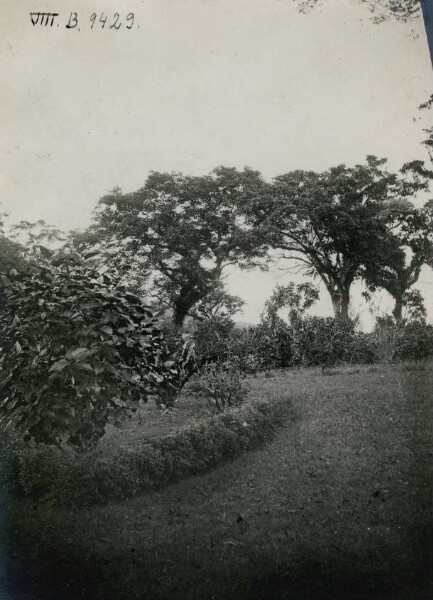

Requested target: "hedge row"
[{"left": 2, "top": 397, "right": 290, "bottom": 508}]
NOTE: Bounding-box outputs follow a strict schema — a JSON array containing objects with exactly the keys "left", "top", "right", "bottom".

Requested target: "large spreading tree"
[
  {"left": 246, "top": 156, "right": 428, "bottom": 320},
  {"left": 363, "top": 195, "right": 433, "bottom": 322},
  {"left": 90, "top": 167, "right": 268, "bottom": 328},
  {"left": 362, "top": 97, "right": 432, "bottom": 322}
]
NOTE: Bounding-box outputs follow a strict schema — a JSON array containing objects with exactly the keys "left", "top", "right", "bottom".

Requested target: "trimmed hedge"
[{"left": 2, "top": 397, "right": 290, "bottom": 508}]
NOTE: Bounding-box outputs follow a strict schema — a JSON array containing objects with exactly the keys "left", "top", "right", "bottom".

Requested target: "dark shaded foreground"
[{"left": 3, "top": 365, "right": 433, "bottom": 600}]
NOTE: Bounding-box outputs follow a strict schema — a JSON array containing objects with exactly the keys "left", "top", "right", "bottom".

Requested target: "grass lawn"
[{"left": 4, "top": 362, "right": 433, "bottom": 600}]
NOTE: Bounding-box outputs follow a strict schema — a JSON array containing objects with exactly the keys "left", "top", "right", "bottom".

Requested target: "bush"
[
  {"left": 188, "top": 361, "right": 247, "bottom": 412},
  {"left": 252, "top": 319, "right": 294, "bottom": 370},
  {"left": 231, "top": 317, "right": 376, "bottom": 371},
  {"left": 367, "top": 321, "right": 433, "bottom": 364},
  {"left": 396, "top": 322, "right": 433, "bottom": 361},
  {"left": 369, "top": 322, "right": 403, "bottom": 363},
  {"left": 5, "top": 396, "right": 289, "bottom": 507},
  {"left": 0, "top": 247, "right": 167, "bottom": 449}
]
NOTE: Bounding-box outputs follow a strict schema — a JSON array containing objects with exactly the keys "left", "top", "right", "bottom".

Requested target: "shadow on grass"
[
  {"left": 251, "top": 549, "right": 433, "bottom": 600},
  {"left": 5, "top": 535, "right": 433, "bottom": 600}
]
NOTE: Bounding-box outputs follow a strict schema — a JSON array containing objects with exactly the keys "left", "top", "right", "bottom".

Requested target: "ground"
[{"left": 3, "top": 362, "right": 433, "bottom": 600}]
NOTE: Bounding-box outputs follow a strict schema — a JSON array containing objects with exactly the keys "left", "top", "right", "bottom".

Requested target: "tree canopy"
[
  {"left": 91, "top": 167, "right": 268, "bottom": 328},
  {"left": 363, "top": 196, "right": 433, "bottom": 321},
  {"left": 245, "top": 156, "right": 429, "bottom": 320}
]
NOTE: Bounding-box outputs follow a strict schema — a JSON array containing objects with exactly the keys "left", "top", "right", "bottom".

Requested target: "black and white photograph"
[{"left": 0, "top": 1, "right": 432, "bottom": 599}]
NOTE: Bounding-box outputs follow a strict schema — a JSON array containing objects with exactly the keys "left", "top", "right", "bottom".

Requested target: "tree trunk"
[
  {"left": 173, "top": 290, "right": 202, "bottom": 328},
  {"left": 392, "top": 296, "right": 403, "bottom": 324},
  {"left": 173, "top": 305, "right": 188, "bottom": 329},
  {"left": 339, "top": 289, "right": 350, "bottom": 321},
  {"left": 329, "top": 286, "right": 351, "bottom": 321}
]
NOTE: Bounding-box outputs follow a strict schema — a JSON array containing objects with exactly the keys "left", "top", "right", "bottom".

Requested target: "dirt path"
[{"left": 5, "top": 365, "right": 433, "bottom": 600}]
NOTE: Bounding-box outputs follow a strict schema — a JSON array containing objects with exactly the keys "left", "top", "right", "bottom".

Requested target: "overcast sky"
[{"left": 1, "top": 0, "right": 432, "bottom": 326}]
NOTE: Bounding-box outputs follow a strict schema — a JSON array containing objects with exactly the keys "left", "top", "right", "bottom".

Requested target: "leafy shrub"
[
  {"left": 230, "top": 317, "right": 375, "bottom": 372},
  {"left": 188, "top": 361, "right": 247, "bottom": 412},
  {"left": 152, "top": 331, "right": 198, "bottom": 408},
  {"left": 193, "top": 318, "right": 233, "bottom": 364},
  {"left": 5, "top": 396, "right": 289, "bottom": 507},
  {"left": 396, "top": 322, "right": 433, "bottom": 361},
  {"left": 0, "top": 247, "right": 167, "bottom": 449},
  {"left": 252, "top": 319, "right": 294, "bottom": 370},
  {"left": 367, "top": 321, "right": 433, "bottom": 364},
  {"left": 291, "top": 317, "right": 365, "bottom": 367},
  {"left": 191, "top": 312, "right": 431, "bottom": 380}
]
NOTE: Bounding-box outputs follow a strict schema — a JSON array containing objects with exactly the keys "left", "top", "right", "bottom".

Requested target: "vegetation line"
[{"left": 3, "top": 395, "right": 292, "bottom": 508}]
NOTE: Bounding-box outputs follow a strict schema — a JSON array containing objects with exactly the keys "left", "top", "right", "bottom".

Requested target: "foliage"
[
  {"left": 7, "top": 218, "right": 65, "bottom": 249},
  {"left": 193, "top": 317, "right": 234, "bottom": 363},
  {"left": 360, "top": 317, "right": 433, "bottom": 364},
  {"left": 256, "top": 282, "right": 320, "bottom": 369},
  {"left": 0, "top": 246, "right": 167, "bottom": 450},
  {"left": 196, "top": 308, "right": 432, "bottom": 375},
  {"left": 216, "top": 317, "right": 379, "bottom": 373},
  {"left": 91, "top": 168, "right": 268, "bottom": 327},
  {"left": 188, "top": 283, "right": 244, "bottom": 326},
  {"left": 152, "top": 334, "right": 198, "bottom": 409},
  {"left": 245, "top": 156, "right": 428, "bottom": 320},
  {"left": 252, "top": 320, "right": 294, "bottom": 370},
  {"left": 296, "top": 0, "right": 422, "bottom": 23},
  {"left": 369, "top": 319, "right": 404, "bottom": 363},
  {"left": 363, "top": 195, "right": 433, "bottom": 322},
  {"left": 262, "top": 282, "right": 319, "bottom": 323},
  {"left": 6, "top": 396, "right": 288, "bottom": 507},
  {"left": 70, "top": 229, "right": 152, "bottom": 299},
  {"left": 419, "top": 95, "right": 433, "bottom": 163},
  {"left": 285, "top": 316, "right": 374, "bottom": 367},
  {"left": 0, "top": 236, "right": 25, "bottom": 276},
  {"left": 188, "top": 361, "right": 247, "bottom": 412},
  {"left": 396, "top": 322, "right": 433, "bottom": 360}
]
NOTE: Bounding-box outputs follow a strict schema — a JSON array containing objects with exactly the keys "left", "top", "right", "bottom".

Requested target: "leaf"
[
  {"left": 38, "top": 245, "right": 54, "bottom": 258},
  {"left": 49, "top": 359, "right": 68, "bottom": 372},
  {"left": 77, "top": 363, "right": 94, "bottom": 372},
  {"left": 71, "top": 348, "right": 90, "bottom": 361},
  {"left": 100, "top": 325, "right": 113, "bottom": 335}
]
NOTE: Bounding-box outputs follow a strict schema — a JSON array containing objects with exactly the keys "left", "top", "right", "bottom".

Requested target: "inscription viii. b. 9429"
[{"left": 29, "top": 12, "right": 137, "bottom": 30}]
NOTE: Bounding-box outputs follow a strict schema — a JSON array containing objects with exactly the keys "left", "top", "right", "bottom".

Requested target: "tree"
[
  {"left": 362, "top": 96, "right": 433, "bottom": 323},
  {"left": 262, "top": 281, "right": 319, "bottom": 323},
  {"left": 255, "top": 282, "right": 320, "bottom": 369},
  {"left": 246, "top": 156, "right": 427, "bottom": 320},
  {"left": 91, "top": 167, "right": 267, "bottom": 328},
  {"left": 189, "top": 283, "right": 244, "bottom": 325},
  {"left": 363, "top": 197, "right": 433, "bottom": 322}
]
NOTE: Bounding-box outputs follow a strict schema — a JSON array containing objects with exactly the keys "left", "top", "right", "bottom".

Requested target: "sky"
[{"left": 1, "top": 0, "right": 432, "bottom": 327}]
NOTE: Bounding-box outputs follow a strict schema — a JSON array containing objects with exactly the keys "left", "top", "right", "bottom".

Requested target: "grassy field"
[{"left": 4, "top": 362, "right": 433, "bottom": 600}]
